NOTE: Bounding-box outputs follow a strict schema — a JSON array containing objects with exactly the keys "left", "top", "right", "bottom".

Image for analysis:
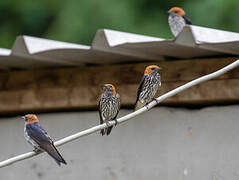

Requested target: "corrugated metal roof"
[{"left": 1, "top": 25, "right": 239, "bottom": 69}]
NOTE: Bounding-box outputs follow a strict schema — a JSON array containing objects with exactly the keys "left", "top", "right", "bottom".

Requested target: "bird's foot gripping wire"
[
  {"left": 153, "top": 98, "right": 159, "bottom": 104},
  {"left": 145, "top": 98, "right": 159, "bottom": 110},
  {"left": 33, "top": 147, "right": 41, "bottom": 154},
  {"left": 106, "top": 121, "right": 111, "bottom": 128},
  {"left": 114, "top": 119, "right": 118, "bottom": 126}
]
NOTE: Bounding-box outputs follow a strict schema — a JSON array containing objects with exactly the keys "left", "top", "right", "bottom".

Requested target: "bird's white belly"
[
  {"left": 24, "top": 126, "right": 39, "bottom": 149},
  {"left": 168, "top": 15, "right": 186, "bottom": 37}
]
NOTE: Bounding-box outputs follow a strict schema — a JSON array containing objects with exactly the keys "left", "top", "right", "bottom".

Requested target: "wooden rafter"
[{"left": 0, "top": 56, "right": 238, "bottom": 114}]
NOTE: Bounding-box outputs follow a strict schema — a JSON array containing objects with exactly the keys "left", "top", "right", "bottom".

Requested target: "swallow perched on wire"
[
  {"left": 99, "top": 84, "right": 120, "bottom": 136},
  {"left": 135, "top": 65, "right": 161, "bottom": 110},
  {"left": 23, "top": 114, "right": 67, "bottom": 166},
  {"left": 168, "top": 7, "right": 192, "bottom": 37}
]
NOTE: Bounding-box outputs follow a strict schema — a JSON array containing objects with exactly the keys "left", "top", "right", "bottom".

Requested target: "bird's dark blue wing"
[
  {"left": 98, "top": 97, "right": 105, "bottom": 136},
  {"left": 98, "top": 98, "right": 103, "bottom": 125},
  {"left": 135, "top": 75, "right": 146, "bottom": 104},
  {"left": 26, "top": 123, "right": 52, "bottom": 145},
  {"left": 26, "top": 122, "right": 66, "bottom": 165},
  {"left": 112, "top": 94, "right": 120, "bottom": 120},
  {"left": 182, "top": 15, "right": 192, "bottom": 25},
  {"left": 106, "top": 94, "right": 120, "bottom": 136}
]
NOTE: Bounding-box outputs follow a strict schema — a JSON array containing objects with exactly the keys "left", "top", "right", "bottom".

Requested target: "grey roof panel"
[
  {"left": 92, "top": 29, "right": 166, "bottom": 60},
  {"left": 190, "top": 25, "right": 239, "bottom": 44},
  {"left": 0, "top": 48, "right": 13, "bottom": 69},
  {"left": 0, "top": 25, "right": 239, "bottom": 69},
  {"left": 93, "top": 28, "right": 223, "bottom": 59}
]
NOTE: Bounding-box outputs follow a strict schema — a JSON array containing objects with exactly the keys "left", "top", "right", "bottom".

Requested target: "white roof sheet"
[{"left": 0, "top": 25, "right": 239, "bottom": 69}]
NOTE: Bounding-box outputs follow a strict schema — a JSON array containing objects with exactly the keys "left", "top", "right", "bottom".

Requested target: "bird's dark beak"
[
  {"left": 22, "top": 116, "right": 26, "bottom": 121},
  {"left": 103, "top": 85, "right": 109, "bottom": 91},
  {"left": 168, "top": 11, "right": 174, "bottom": 15},
  {"left": 155, "top": 67, "right": 161, "bottom": 72},
  {"left": 168, "top": 10, "right": 172, "bottom": 14}
]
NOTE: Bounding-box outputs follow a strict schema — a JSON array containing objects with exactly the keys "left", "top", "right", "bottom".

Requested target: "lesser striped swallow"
[
  {"left": 135, "top": 65, "right": 161, "bottom": 110},
  {"left": 99, "top": 84, "right": 120, "bottom": 136},
  {"left": 23, "top": 114, "right": 67, "bottom": 166},
  {"left": 168, "top": 7, "right": 192, "bottom": 37}
]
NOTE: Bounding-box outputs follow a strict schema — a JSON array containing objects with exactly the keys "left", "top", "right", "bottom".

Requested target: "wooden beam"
[{"left": 0, "top": 57, "right": 238, "bottom": 114}]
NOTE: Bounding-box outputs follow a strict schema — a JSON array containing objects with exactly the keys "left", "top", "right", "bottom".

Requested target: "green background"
[{"left": 1, "top": 0, "right": 239, "bottom": 48}]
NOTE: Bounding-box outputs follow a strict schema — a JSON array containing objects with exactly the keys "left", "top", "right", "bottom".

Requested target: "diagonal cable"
[{"left": 0, "top": 59, "right": 239, "bottom": 168}]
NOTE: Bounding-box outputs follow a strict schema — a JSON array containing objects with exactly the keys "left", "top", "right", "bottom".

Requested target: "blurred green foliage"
[{"left": 0, "top": 0, "right": 239, "bottom": 48}]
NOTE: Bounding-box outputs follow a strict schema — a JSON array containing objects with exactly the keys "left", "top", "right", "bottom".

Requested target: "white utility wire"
[{"left": 0, "top": 60, "right": 239, "bottom": 168}]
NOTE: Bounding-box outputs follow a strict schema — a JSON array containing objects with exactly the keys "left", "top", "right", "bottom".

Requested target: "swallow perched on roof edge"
[
  {"left": 99, "top": 84, "right": 120, "bottom": 136},
  {"left": 135, "top": 65, "right": 161, "bottom": 110},
  {"left": 23, "top": 114, "right": 67, "bottom": 166},
  {"left": 168, "top": 7, "right": 192, "bottom": 37}
]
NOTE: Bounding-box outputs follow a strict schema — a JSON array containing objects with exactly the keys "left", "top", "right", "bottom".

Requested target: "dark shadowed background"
[{"left": 1, "top": 0, "right": 239, "bottom": 48}]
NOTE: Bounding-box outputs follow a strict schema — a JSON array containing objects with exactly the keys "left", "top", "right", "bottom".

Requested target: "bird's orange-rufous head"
[
  {"left": 22, "top": 114, "right": 39, "bottom": 124},
  {"left": 168, "top": 7, "right": 185, "bottom": 16},
  {"left": 144, "top": 65, "right": 161, "bottom": 76},
  {"left": 103, "top": 84, "right": 117, "bottom": 95}
]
